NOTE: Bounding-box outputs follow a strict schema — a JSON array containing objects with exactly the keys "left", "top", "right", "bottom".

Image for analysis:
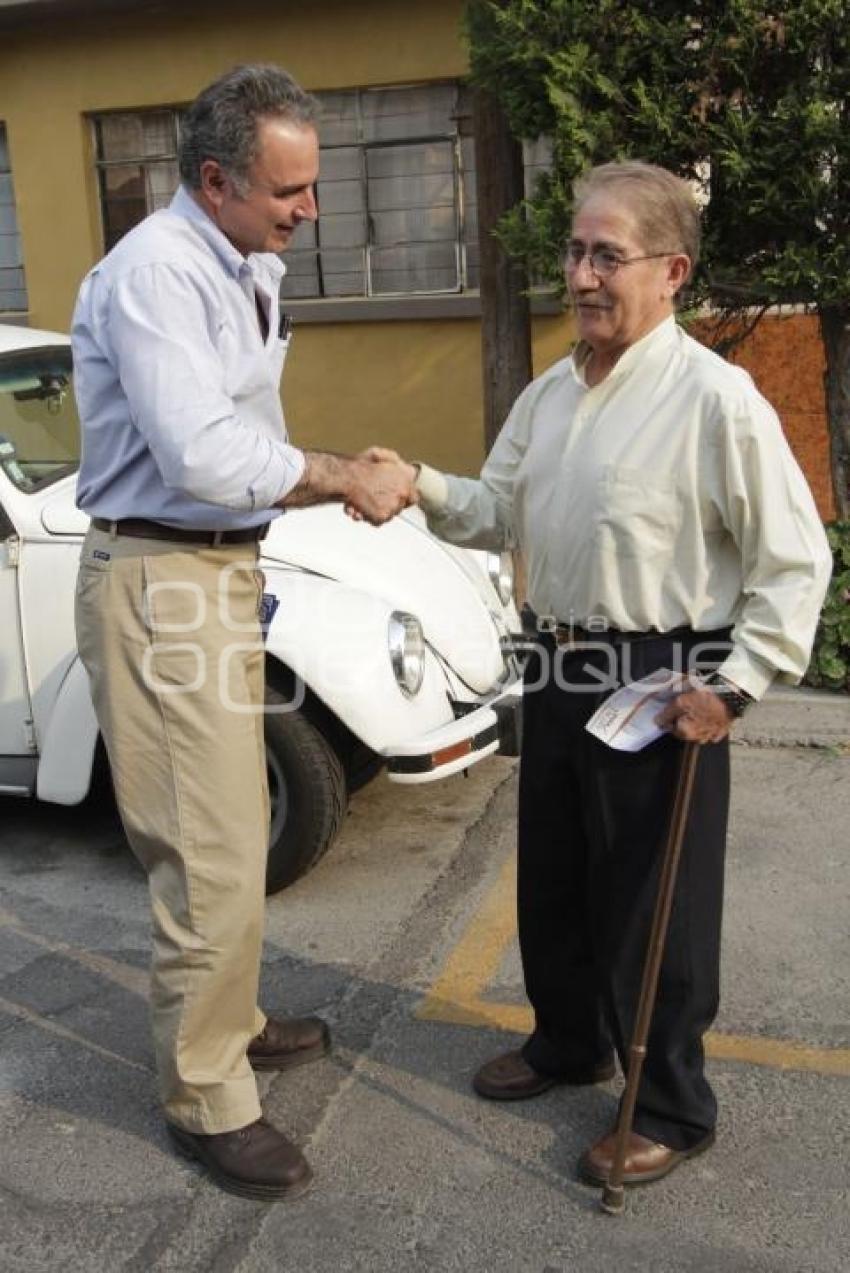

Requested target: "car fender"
[
  {"left": 262, "top": 568, "right": 458, "bottom": 753},
  {"left": 36, "top": 657, "right": 99, "bottom": 805}
]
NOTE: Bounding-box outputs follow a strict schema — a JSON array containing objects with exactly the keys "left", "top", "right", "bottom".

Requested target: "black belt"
[
  {"left": 544, "top": 623, "right": 697, "bottom": 649},
  {"left": 92, "top": 517, "right": 269, "bottom": 546}
]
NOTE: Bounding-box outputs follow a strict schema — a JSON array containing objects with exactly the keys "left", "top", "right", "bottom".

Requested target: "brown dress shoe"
[
  {"left": 168, "top": 1117, "right": 312, "bottom": 1200},
  {"left": 247, "top": 1015, "right": 331, "bottom": 1071},
  {"left": 473, "top": 1049, "right": 616, "bottom": 1101},
  {"left": 578, "top": 1127, "right": 716, "bottom": 1186}
]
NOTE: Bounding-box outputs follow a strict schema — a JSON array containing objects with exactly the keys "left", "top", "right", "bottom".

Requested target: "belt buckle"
[
  {"left": 555, "top": 629, "right": 584, "bottom": 651},
  {"left": 554, "top": 624, "right": 587, "bottom": 650},
  {"left": 554, "top": 621, "right": 611, "bottom": 650},
  {"left": 536, "top": 615, "right": 587, "bottom": 649}
]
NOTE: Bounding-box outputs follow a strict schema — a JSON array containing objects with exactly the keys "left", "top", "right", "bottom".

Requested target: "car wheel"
[{"left": 264, "top": 688, "right": 348, "bottom": 894}]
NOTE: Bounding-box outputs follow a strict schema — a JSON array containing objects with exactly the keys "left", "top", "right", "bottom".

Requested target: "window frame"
[
  {"left": 291, "top": 132, "right": 473, "bottom": 300},
  {"left": 0, "top": 122, "right": 29, "bottom": 315},
  {"left": 86, "top": 87, "right": 556, "bottom": 318},
  {"left": 91, "top": 108, "right": 183, "bottom": 254},
  {"left": 285, "top": 82, "right": 478, "bottom": 301}
]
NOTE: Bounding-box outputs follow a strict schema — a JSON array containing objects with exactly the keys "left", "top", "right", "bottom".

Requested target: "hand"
[
  {"left": 656, "top": 687, "right": 734, "bottom": 744},
  {"left": 358, "top": 445, "right": 404, "bottom": 465},
  {"left": 345, "top": 456, "right": 417, "bottom": 526},
  {"left": 345, "top": 448, "right": 418, "bottom": 523}
]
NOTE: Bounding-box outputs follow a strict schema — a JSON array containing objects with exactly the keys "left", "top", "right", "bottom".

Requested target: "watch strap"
[{"left": 706, "top": 672, "right": 754, "bottom": 718}]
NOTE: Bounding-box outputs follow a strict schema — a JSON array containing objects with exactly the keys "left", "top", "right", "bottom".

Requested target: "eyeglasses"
[{"left": 563, "top": 244, "right": 677, "bottom": 278}]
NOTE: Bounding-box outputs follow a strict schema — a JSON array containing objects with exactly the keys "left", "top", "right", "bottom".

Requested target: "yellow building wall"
[
  {"left": 285, "top": 313, "right": 573, "bottom": 473},
  {"left": 0, "top": 0, "right": 469, "bottom": 329},
  {"left": 0, "top": 0, "right": 567, "bottom": 472}
]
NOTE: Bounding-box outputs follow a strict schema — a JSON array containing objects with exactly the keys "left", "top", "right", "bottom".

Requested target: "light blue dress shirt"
[{"left": 72, "top": 185, "right": 306, "bottom": 529}]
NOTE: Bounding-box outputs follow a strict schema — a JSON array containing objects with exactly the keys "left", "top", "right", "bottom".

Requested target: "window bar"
[
  {"left": 453, "top": 134, "right": 464, "bottom": 293},
  {"left": 313, "top": 181, "right": 327, "bottom": 298},
  {"left": 363, "top": 141, "right": 374, "bottom": 299}
]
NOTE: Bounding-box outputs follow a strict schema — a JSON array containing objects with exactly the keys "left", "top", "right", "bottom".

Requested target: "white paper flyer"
[{"left": 585, "top": 668, "right": 692, "bottom": 752}]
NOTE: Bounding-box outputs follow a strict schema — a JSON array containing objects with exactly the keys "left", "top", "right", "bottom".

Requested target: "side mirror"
[{"left": 13, "top": 374, "right": 69, "bottom": 414}]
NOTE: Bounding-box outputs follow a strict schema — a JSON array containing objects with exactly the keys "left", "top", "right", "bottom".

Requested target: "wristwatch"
[{"left": 706, "top": 672, "right": 754, "bottom": 718}]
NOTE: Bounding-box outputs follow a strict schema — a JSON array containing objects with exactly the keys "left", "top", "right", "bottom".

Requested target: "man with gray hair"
[
  {"left": 72, "top": 64, "right": 414, "bottom": 1200},
  {"left": 397, "top": 160, "right": 830, "bottom": 1189}
]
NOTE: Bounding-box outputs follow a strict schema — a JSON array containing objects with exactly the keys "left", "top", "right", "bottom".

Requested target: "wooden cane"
[{"left": 600, "top": 739, "right": 701, "bottom": 1216}]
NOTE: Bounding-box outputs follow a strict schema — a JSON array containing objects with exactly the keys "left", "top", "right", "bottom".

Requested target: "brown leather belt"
[{"left": 92, "top": 517, "right": 269, "bottom": 546}]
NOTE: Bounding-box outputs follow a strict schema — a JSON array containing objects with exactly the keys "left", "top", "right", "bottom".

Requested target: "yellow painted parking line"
[
  {"left": 417, "top": 857, "right": 850, "bottom": 1078},
  {"left": 705, "top": 1032, "right": 850, "bottom": 1077},
  {"left": 418, "top": 855, "right": 532, "bottom": 1033}
]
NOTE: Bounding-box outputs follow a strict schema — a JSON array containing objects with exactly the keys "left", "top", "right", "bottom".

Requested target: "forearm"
[
  {"left": 277, "top": 451, "right": 357, "bottom": 509},
  {"left": 418, "top": 466, "right": 514, "bottom": 551},
  {"left": 278, "top": 450, "right": 416, "bottom": 525}
]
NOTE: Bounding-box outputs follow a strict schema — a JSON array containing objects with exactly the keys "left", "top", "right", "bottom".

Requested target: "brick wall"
[{"left": 697, "top": 312, "right": 835, "bottom": 521}]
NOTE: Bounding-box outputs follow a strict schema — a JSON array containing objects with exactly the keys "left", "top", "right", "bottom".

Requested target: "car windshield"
[{"left": 0, "top": 345, "right": 79, "bottom": 493}]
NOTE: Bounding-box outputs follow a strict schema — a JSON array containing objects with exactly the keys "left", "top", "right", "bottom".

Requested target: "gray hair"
[
  {"left": 179, "top": 63, "right": 318, "bottom": 192},
  {"left": 573, "top": 161, "right": 701, "bottom": 275}
]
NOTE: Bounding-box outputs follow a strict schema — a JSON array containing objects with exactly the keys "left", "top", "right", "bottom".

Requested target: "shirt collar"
[
  {"left": 169, "top": 185, "right": 286, "bottom": 285},
  {"left": 571, "top": 313, "right": 679, "bottom": 388}
]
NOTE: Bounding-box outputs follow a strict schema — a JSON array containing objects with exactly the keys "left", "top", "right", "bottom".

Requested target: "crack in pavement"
[
  {"left": 0, "top": 993, "right": 150, "bottom": 1072},
  {"left": 0, "top": 907, "right": 149, "bottom": 998}
]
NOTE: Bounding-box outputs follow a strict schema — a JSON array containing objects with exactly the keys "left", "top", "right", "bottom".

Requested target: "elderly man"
[
  {"left": 399, "top": 161, "right": 831, "bottom": 1187},
  {"left": 72, "top": 64, "right": 413, "bottom": 1200}
]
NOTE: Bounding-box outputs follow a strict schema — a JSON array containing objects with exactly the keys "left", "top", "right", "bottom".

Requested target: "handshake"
[{"left": 344, "top": 446, "right": 419, "bottom": 526}]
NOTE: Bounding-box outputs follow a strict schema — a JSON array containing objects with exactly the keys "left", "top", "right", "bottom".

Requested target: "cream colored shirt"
[{"left": 417, "top": 316, "right": 832, "bottom": 700}]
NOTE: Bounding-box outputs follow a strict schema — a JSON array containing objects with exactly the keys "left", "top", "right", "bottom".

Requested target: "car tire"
[{"left": 264, "top": 687, "right": 348, "bottom": 894}]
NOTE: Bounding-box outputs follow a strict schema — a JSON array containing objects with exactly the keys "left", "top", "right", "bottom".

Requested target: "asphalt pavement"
[{"left": 0, "top": 684, "right": 848, "bottom": 1272}]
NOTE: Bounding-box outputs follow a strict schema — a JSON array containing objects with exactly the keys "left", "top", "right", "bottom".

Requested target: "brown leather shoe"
[
  {"left": 168, "top": 1117, "right": 312, "bottom": 1200},
  {"left": 473, "top": 1049, "right": 616, "bottom": 1101},
  {"left": 578, "top": 1127, "right": 716, "bottom": 1186},
  {"left": 247, "top": 1015, "right": 331, "bottom": 1072}
]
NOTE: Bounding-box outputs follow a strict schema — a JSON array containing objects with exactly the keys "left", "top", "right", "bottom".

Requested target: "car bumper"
[{"left": 384, "top": 676, "right": 523, "bottom": 784}]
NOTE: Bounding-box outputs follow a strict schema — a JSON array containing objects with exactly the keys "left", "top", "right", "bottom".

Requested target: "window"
[
  {"left": 0, "top": 125, "right": 28, "bottom": 313},
  {"left": 0, "top": 344, "right": 78, "bottom": 492},
  {"left": 286, "top": 83, "right": 479, "bottom": 298},
  {"left": 89, "top": 87, "right": 549, "bottom": 301},
  {"left": 93, "top": 110, "right": 180, "bottom": 252}
]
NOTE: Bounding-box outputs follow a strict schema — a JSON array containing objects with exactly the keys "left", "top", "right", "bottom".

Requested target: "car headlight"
[
  {"left": 388, "top": 611, "right": 425, "bottom": 698},
  {"left": 486, "top": 551, "right": 515, "bottom": 606}
]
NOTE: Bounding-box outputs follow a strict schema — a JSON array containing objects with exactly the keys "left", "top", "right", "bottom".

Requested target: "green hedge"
[{"left": 804, "top": 521, "right": 850, "bottom": 692}]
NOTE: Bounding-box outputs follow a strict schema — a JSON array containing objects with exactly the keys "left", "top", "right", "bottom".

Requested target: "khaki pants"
[{"left": 75, "top": 525, "right": 270, "bottom": 1133}]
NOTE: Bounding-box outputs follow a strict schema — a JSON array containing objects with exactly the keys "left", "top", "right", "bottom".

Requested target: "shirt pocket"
[
  {"left": 273, "top": 335, "right": 291, "bottom": 375},
  {"left": 593, "top": 465, "right": 680, "bottom": 560}
]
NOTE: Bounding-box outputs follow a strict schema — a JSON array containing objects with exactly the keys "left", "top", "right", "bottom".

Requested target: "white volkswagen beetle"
[{"left": 0, "top": 324, "right": 522, "bottom": 890}]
